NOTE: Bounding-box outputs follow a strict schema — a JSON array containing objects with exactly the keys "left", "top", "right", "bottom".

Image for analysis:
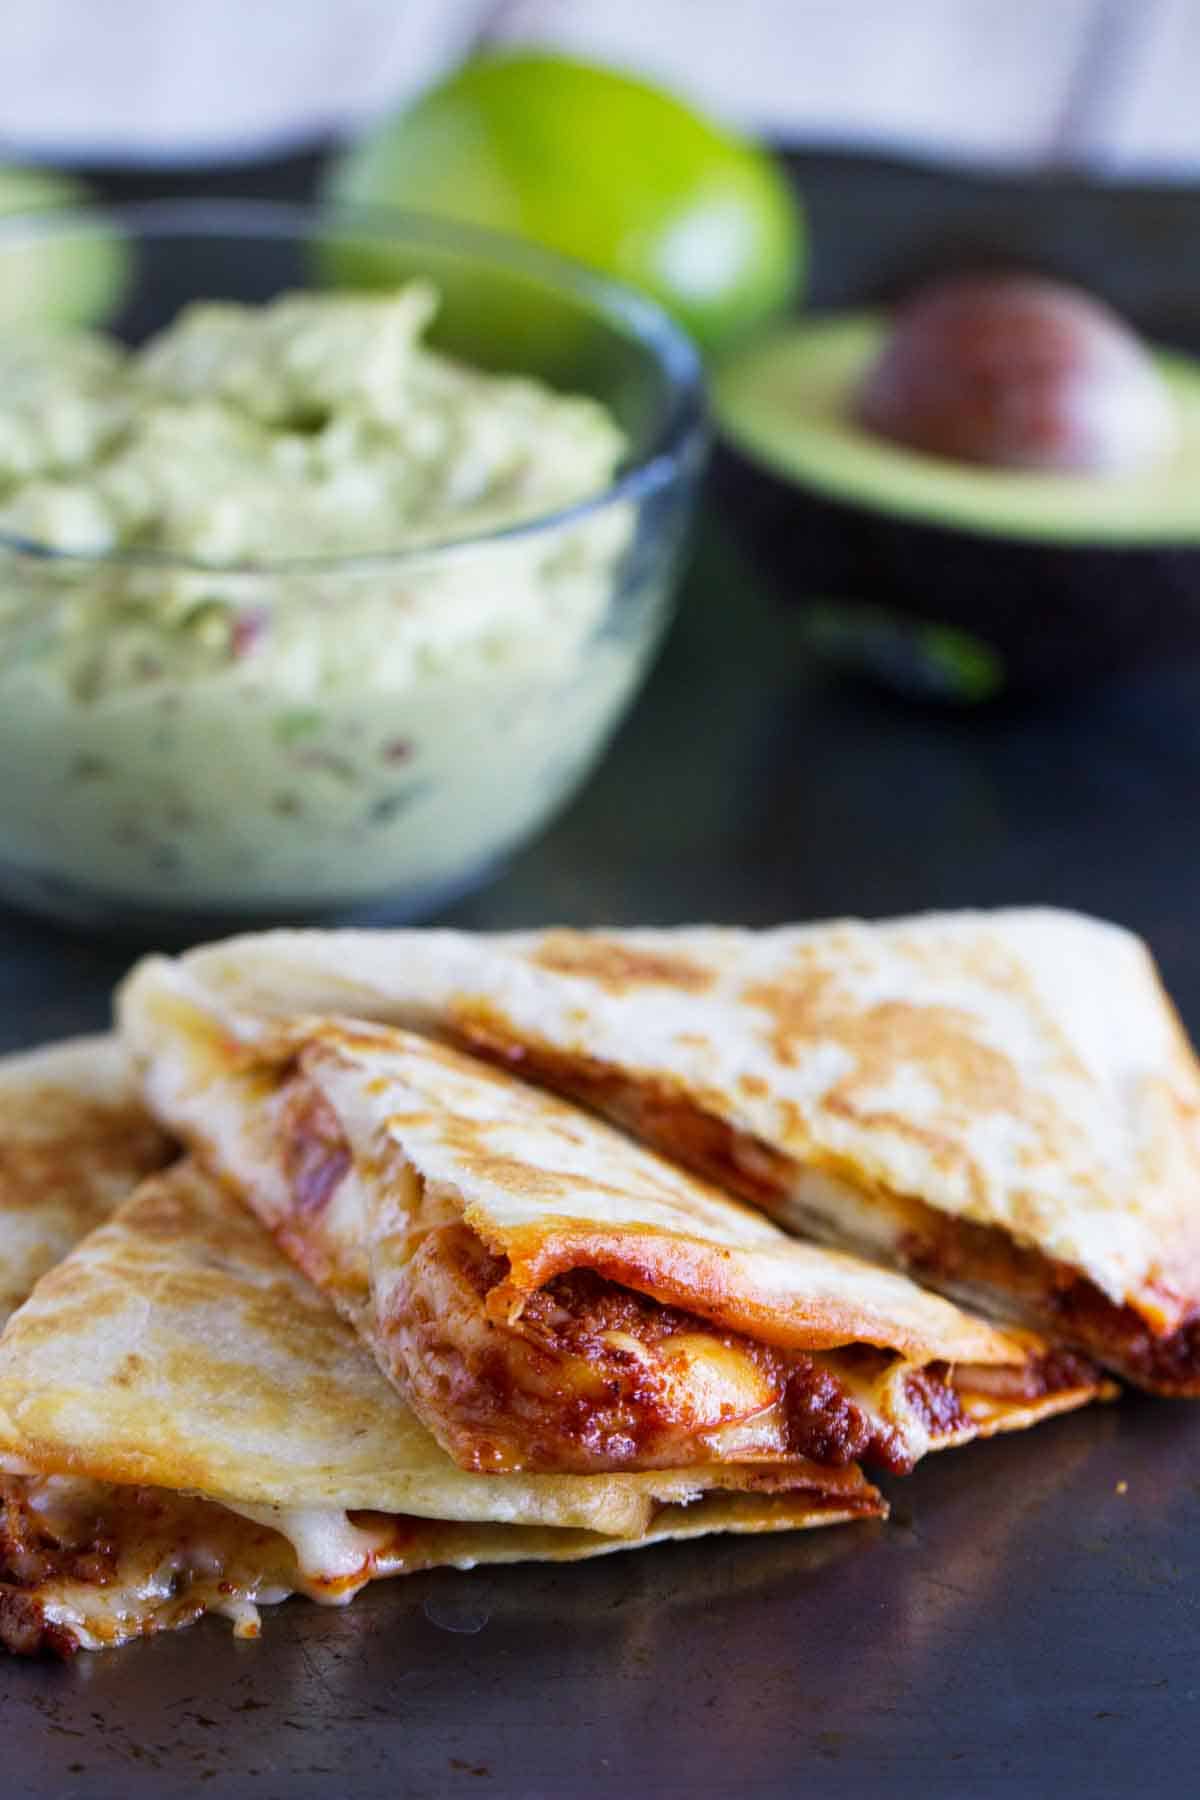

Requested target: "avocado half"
[{"left": 713, "top": 311, "right": 1200, "bottom": 695}]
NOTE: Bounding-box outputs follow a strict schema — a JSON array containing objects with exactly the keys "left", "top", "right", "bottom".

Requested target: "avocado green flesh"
[{"left": 713, "top": 312, "right": 1200, "bottom": 545}]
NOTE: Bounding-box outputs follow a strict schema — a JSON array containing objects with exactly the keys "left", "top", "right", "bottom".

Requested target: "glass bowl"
[{"left": 0, "top": 200, "right": 707, "bottom": 936}]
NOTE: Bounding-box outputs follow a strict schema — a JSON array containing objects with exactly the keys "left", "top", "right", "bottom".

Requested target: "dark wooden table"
[{"left": 4, "top": 151, "right": 1200, "bottom": 1799}]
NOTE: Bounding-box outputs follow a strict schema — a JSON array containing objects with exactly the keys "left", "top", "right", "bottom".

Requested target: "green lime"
[
  {"left": 0, "top": 165, "right": 128, "bottom": 328},
  {"left": 322, "top": 52, "right": 804, "bottom": 354}
]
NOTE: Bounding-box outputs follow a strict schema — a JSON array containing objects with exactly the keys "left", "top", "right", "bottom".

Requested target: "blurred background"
[
  {"left": 3, "top": 0, "right": 1200, "bottom": 972},
  {"left": 4, "top": 0, "right": 1199, "bottom": 176},
  {"left": 5, "top": 1, "right": 1200, "bottom": 713}
]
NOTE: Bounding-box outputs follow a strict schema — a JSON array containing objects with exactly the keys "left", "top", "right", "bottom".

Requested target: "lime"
[
  {"left": 0, "top": 164, "right": 83, "bottom": 209},
  {"left": 322, "top": 52, "right": 804, "bottom": 353},
  {"left": 0, "top": 165, "right": 128, "bottom": 328}
]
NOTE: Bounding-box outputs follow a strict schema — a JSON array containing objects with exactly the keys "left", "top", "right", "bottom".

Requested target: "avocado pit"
[{"left": 855, "top": 273, "right": 1175, "bottom": 475}]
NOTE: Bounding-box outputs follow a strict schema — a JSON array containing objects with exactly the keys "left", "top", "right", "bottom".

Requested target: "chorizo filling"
[
  {"left": 278, "top": 1075, "right": 1096, "bottom": 1478},
  {"left": 452, "top": 1030, "right": 1194, "bottom": 1397}
]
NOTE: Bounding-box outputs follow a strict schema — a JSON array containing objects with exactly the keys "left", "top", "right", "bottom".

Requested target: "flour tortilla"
[
  {"left": 0, "top": 1034, "right": 173, "bottom": 1328},
  {"left": 116, "top": 914, "right": 1200, "bottom": 1389},
  {"left": 117, "top": 968, "right": 1109, "bottom": 1476},
  {"left": 122, "top": 909, "right": 1200, "bottom": 1390},
  {"left": 0, "top": 1160, "right": 878, "bottom": 1655}
]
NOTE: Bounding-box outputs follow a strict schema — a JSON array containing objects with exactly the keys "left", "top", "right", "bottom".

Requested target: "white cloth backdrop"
[
  {"left": 0, "top": 0, "right": 480, "bottom": 164},
  {"left": 0, "top": 0, "right": 1196, "bottom": 175}
]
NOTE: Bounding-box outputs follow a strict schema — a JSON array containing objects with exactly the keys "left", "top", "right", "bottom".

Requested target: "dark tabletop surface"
[{"left": 4, "top": 150, "right": 1200, "bottom": 1799}]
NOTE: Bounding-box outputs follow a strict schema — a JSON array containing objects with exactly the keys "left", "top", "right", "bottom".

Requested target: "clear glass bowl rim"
[{"left": 0, "top": 196, "right": 709, "bottom": 576}]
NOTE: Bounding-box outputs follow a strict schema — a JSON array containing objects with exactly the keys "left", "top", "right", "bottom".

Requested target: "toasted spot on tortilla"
[{"left": 531, "top": 932, "right": 717, "bottom": 996}]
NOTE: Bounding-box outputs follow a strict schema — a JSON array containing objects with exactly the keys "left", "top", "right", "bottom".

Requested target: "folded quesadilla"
[
  {"left": 141, "top": 908, "right": 1200, "bottom": 1393},
  {"left": 118, "top": 968, "right": 1108, "bottom": 1484},
  {"left": 0, "top": 1034, "right": 174, "bottom": 1325},
  {"left": 0, "top": 1160, "right": 878, "bottom": 1655}
]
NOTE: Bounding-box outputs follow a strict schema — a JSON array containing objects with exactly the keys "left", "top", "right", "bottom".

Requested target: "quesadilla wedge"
[
  {"left": 0, "top": 1034, "right": 174, "bottom": 1325},
  {"left": 0, "top": 1161, "right": 879, "bottom": 1655},
  {"left": 118, "top": 968, "right": 1108, "bottom": 1482},
  {"left": 140, "top": 908, "right": 1200, "bottom": 1394}
]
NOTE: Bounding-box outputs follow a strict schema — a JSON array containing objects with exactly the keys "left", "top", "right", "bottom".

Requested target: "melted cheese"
[
  {"left": 782, "top": 1164, "right": 921, "bottom": 1264},
  {"left": 223, "top": 1500, "right": 395, "bottom": 1600},
  {"left": 0, "top": 1473, "right": 308, "bottom": 1653},
  {"left": 0, "top": 1453, "right": 39, "bottom": 1477},
  {"left": 808, "top": 1349, "right": 923, "bottom": 1462}
]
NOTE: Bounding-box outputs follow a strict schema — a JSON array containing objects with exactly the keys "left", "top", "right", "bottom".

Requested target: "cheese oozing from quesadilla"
[
  {"left": 141, "top": 909, "right": 1200, "bottom": 1393},
  {"left": 0, "top": 1471, "right": 864, "bottom": 1657},
  {"left": 117, "top": 979, "right": 1109, "bottom": 1479},
  {"left": 0, "top": 1160, "right": 881, "bottom": 1656}
]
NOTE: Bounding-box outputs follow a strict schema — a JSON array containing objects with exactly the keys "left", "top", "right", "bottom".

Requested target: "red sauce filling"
[
  {"left": 273, "top": 1063, "right": 1093, "bottom": 1479},
  {"left": 457, "top": 1023, "right": 1187, "bottom": 1393},
  {"left": 396, "top": 1224, "right": 919, "bottom": 1475},
  {"left": 903, "top": 1363, "right": 968, "bottom": 1440},
  {"left": 280, "top": 1081, "right": 351, "bottom": 1216}
]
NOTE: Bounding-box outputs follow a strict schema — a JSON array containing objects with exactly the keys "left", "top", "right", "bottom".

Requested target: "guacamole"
[{"left": 0, "top": 288, "right": 646, "bottom": 917}]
